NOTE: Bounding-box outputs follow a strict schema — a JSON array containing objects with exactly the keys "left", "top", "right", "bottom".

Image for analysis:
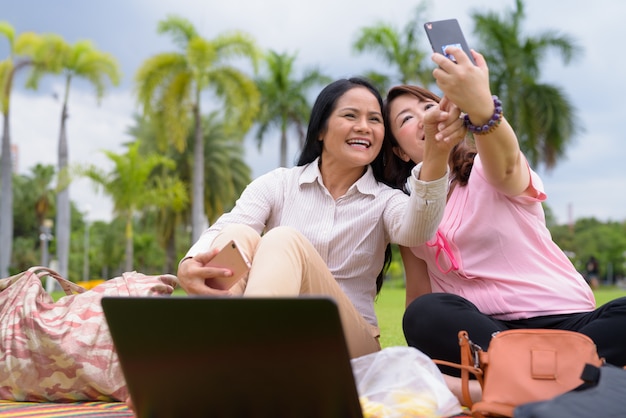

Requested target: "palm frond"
[
  {"left": 160, "top": 71, "right": 193, "bottom": 151},
  {"left": 471, "top": 0, "right": 583, "bottom": 170},
  {"left": 212, "top": 31, "right": 261, "bottom": 72},
  {"left": 66, "top": 40, "right": 121, "bottom": 99},
  {"left": 134, "top": 52, "right": 188, "bottom": 114},
  {"left": 0, "top": 21, "right": 15, "bottom": 49},
  {"left": 157, "top": 15, "right": 198, "bottom": 49},
  {"left": 208, "top": 66, "right": 260, "bottom": 132}
]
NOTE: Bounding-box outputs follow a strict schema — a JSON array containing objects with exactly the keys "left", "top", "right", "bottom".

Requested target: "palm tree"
[
  {"left": 0, "top": 23, "right": 64, "bottom": 276},
  {"left": 25, "top": 39, "right": 121, "bottom": 279},
  {"left": 128, "top": 114, "right": 183, "bottom": 272},
  {"left": 352, "top": 2, "right": 434, "bottom": 94},
  {"left": 255, "top": 50, "right": 330, "bottom": 167},
  {"left": 78, "top": 141, "right": 187, "bottom": 272},
  {"left": 470, "top": 0, "right": 583, "bottom": 169},
  {"left": 135, "top": 15, "right": 260, "bottom": 243},
  {"left": 56, "top": 40, "right": 120, "bottom": 279},
  {"left": 201, "top": 111, "right": 251, "bottom": 223},
  {"left": 130, "top": 110, "right": 251, "bottom": 272}
]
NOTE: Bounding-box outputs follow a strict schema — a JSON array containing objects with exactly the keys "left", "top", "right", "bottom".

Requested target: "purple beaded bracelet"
[{"left": 463, "top": 95, "right": 503, "bottom": 135}]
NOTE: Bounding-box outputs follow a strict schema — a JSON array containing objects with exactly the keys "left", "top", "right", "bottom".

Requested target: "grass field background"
[
  {"left": 374, "top": 285, "right": 626, "bottom": 348},
  {"left": 52, "top": 283, "right": 626, "bottom": 349}
]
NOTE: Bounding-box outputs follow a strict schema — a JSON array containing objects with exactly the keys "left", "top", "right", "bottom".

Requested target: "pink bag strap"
[{"left": 28, "top": 266, "right": 87, "bottom": 295}]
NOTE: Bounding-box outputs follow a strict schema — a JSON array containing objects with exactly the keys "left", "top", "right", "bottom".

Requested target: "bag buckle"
[
  {"left": 469, "top": 340, "right": 482, "bottom": 368},
  {"left": 459, "top": 331, "right": 483, "bottom": 368}
]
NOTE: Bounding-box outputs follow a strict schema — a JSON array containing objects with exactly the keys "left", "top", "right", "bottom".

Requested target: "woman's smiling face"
[
  {"left": 387, "top": 94, "right": 438, "bottom": 164},
  {"left": 320, "top": 86, "right": 385, "bottom": 168}
]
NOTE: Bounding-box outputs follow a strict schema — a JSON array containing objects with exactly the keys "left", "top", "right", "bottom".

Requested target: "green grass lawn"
[
  {"left": 52, "top": 284, "right": 626, "bottom": 349},
  {"left": 375, "top": 285, "right": 626, "bottom": 348},
  {"left": 375, "top": 286, "right": 408, "bottom": 348}
]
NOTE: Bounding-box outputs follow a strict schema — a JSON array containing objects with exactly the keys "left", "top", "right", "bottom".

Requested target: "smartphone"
[
  {"left": 424, "top": 19, "right": 476, "bottom": 65},
  {"left": 205, "top": 240, "right": 252, "bottom": 290}
]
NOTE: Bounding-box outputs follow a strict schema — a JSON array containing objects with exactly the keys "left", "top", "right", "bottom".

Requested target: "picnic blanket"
[
  {"left": 0, "top": 401, "right": 132, "bottom": 417},
  {"left": 0, "top": 400, "right": 472, "bottom": 417}
]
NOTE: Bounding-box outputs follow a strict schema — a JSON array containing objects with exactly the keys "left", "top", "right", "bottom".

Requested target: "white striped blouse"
[{"left": 186, "top": 158, "right": 447, "bottom": 326}]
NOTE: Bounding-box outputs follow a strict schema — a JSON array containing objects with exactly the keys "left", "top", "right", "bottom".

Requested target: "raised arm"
[
  {"left": 418, "top": 95, "right": 466, "bottom": 182},
  {"left": 391, "top": 96, "right": 466, "bottom": 247},
  {"left": 432, "top": 47, "right": 531, "bottom": 197}
]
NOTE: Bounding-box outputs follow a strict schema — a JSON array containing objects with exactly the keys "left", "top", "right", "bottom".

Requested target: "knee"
[
  {"left": 403, "top": 293, "right": 474, "bottom": 335},
  {"left": 258, "top": 226, "right": 316, "bottom": 261},
  {"left": 220, "top": 224, "right": 258, "bottom": 239},
  {"left": 404, "top": 294, "right": 447, "bottom": 334},
  {"left": 599, "top": 296, "right": 626, "bottom": 315},
  {"left": 405, "top": 293, "right": 467, "bottom": 318},
  {"left": 261, "top": 226, "right": 305, "bottom": 246},
  {"left": 217, "top": 224, "right": 261, "bottom": 257}
]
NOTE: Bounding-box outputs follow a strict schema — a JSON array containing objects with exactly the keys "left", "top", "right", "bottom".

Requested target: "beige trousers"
[{"left": 212, "top": 224, "right": 381, "bottom": 359}]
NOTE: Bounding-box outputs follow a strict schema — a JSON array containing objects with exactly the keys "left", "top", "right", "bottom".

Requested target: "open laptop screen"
[{"left": 102, "top": 296, "right": 364, "bottom": 418}]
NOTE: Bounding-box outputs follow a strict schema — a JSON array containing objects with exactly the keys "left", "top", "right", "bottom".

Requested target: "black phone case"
[{"left": 424, "top": 19, "right": 476, "bottom": 65}]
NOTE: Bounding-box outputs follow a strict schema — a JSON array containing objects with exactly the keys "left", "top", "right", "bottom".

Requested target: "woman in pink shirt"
[{"left": 381, "top": 46, "right": 626, "bottom": 399}]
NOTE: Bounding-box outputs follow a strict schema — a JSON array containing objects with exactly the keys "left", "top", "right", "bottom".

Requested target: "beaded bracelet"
[{"left": 463, "top": 95, "right": 503, "bottom": 135}]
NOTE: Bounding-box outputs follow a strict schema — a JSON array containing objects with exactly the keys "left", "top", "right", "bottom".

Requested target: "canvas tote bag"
[{"left": 0, "top": 266, "right": 178, "bottom": 402}]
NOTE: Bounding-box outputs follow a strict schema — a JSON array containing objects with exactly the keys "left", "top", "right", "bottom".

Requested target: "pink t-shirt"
[{"left": 410, "top": 156, "right": 595, "bottom": 320}]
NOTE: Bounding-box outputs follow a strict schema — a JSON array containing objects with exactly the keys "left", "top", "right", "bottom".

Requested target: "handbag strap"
[
  {"left": 28, "top": 266, "right": 86, "bottom": 295},
  {"left": 433, "top": 330, "right": 484, "bottom": 408}
]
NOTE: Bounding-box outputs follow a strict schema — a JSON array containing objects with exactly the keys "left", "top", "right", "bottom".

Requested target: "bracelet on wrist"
[{"left": 463, "top": 95, "right": 503, "bottom": 135}]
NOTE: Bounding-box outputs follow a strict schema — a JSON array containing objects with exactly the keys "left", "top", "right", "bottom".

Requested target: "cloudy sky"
[{"left": 2, "top": 0, "right": 625, "bottom": 224}]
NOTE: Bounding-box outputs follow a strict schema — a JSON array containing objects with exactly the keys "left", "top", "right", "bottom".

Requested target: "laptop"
[{"left": 101, "top": 296, "right": 364, "bottom": 418}]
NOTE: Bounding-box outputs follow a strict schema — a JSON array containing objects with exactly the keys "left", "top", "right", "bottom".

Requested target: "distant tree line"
[{"left": 2, "top": 0, "right": 623, "bottom": 283}]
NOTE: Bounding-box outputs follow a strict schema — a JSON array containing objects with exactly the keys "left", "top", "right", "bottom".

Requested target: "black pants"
[{"left": 403, "top": 293, "right": 626, "bottom": 376}]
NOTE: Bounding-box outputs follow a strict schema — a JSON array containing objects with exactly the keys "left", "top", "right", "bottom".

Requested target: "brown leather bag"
[{"left": 434, "top": 329, "right": 604, "bottom": 417}]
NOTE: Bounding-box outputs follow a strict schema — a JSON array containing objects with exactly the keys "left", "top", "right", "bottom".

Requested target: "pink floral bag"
[{"left": 0, "top": 266, "right": 178, "bottom": 402}]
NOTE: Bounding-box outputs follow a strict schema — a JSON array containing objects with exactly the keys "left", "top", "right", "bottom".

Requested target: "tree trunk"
[
  {"left": 0, "top": 111, "right": 13, "bottom": 277},
  {"left": 280, "top": 125, "right": 288, "bottom": 167},
  {"left": 191, "top": 100, "right": 206, "bottom": 243},
  {"left": 0, "top": 63, "right": 25, "bottom": 277},
  {"left": 125, "top": 215, "right": 133, "bottom": 272},
  {"left": 56, "top": 76, "right": 71, "bottom": 278}
]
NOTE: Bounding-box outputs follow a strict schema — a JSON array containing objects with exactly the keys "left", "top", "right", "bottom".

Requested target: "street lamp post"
[
  {"left": 40, "top": 219, "right": 54, "bottom": 267},
  {"left": 40, "top": 219, "right": 55, "bottom": 293}
]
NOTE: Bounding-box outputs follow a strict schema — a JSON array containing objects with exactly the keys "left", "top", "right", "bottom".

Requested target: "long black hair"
[
  {"left": 297, "top": 77, "right": 384, "bottom": 166},
  {"left": 296, "top": 77, "right": 390, "bottom": 294}
]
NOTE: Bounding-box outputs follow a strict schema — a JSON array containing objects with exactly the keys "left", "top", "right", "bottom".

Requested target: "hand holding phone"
[
  {"left": 424, "top": 19, "right": 476, "bottom": 65},
  {"left": 205, "top": 240, "right": 251, "bottom": 290}
]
